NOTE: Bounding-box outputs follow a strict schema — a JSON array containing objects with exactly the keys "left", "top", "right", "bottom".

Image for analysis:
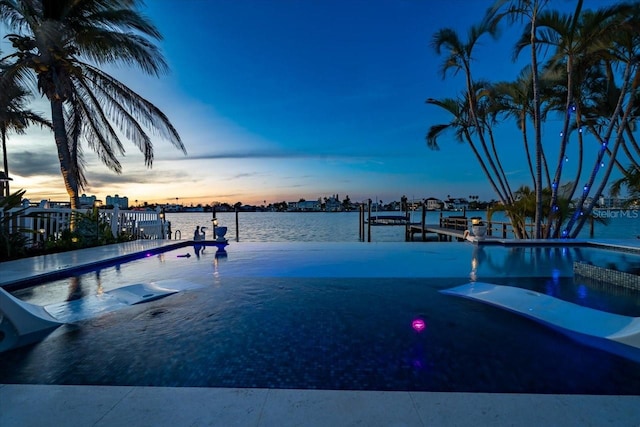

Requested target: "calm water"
[
  {"left": 3, "top": 243, "right": 640, "bottom": 394},
  {"left": 165, "top": 210, "right": 640, "bottom": 242}
]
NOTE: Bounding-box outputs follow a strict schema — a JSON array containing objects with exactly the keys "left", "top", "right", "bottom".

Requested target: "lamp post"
[
  {"left": 211, "top": 203, "right": 217, "bottom": 240},
  {"left": 159, "top": 208, "right": 166, "bottom": 239},
  {"left": 94, "top": 202, "right": 99, "bottom": 241}
]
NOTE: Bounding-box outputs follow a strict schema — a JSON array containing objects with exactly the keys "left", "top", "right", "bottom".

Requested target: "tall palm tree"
[
  {"left": 0, "top": 62, "right": 50, "bottom": 197},
  {"left": 0, "top": 0, "right": 186, "bottom": 209},
  {"left": 426, "top": 95, "right": 526, "bottom": 235},
  {"left": 516, "top": 1, "right": 626, "bottom": 237},
  {"left": 569, "top": 3, "right": 640, "bottom": 237},
  {"left": 485, "top": 0, "right": 550, "bottom": 238},
  {"left": 431, "top": 23, "right": 514, "bottom": 205}
]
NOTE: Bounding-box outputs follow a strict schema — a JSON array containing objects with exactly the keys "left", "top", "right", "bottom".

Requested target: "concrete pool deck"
[
  {"left": 2, "top": 384, "right": 639, "bottom": 427},
  {"left": 2, "top": 239, "right": 640, "bottom": 426}
]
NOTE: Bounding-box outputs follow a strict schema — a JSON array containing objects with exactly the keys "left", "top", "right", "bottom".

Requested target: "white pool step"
[
  {"left": 441, "top": 282, "right": 640, "bottom": 362},
  {"left": 0, "top": 280, "right": 202, "bottom": 352}
]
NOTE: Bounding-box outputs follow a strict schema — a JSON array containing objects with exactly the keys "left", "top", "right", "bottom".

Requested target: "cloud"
[
  {"left": 10, "top": 151, "right": 61, "bottom": 177},
  {"left": 175, "top": 148, "right": 411, "bottom": 161},
  {"left": 222, "top": 172, "right": 265, "bottom": 180},
  {"left": 85, "top": 169, "right": 192, "bottom": 186}
]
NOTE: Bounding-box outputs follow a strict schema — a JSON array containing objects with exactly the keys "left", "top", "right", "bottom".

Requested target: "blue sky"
[{"left": 2, "top": 0, "right": 622, "bottom": 206}]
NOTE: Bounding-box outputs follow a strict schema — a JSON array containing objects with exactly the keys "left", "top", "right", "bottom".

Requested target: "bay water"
[{"left": 165, "top": 209, "right": 640, "bottom": 242}]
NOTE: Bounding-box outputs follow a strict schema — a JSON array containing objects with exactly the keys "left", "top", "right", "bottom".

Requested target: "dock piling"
[
  {"left": 235, "top": 207, "right": 239, "bottom": 242},
  {"left": 421, "top": 202, "right": 426, "bottom": 241},
  {"left": 367, "top": 199, "right": 372, "bottom": 242}
]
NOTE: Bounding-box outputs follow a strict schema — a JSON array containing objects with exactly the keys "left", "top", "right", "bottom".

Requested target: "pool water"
[{"left": 2, "top": 242, "right": 640, "bottom": 394}]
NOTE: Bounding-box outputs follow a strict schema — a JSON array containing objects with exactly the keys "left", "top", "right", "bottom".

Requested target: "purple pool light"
[{"left": 412, "top": 318, "right": 426, "bottom": 333}]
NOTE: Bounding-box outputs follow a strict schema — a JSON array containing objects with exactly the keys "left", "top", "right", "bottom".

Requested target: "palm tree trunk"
[
  {"left": 464, "top": 73, "right": 513, "bottom": 204},
  {"left": 50, "top": 99, "right": 80, "bottom": 209},
  {"left": 487, "top": 125, "right": 514, "bottom": 200},
  {"left": 530, "top": 12, "right": 543, "bottom": 239},
  {"left": 623, "top": 125, "right": 640, "bottom": 166},
  {"left": 1, "top": 128, "right": 8, "bottom": 197},
  {"left": 619, "top": 136, "right": 640, "bottom": 168},
  {"left": 463, "top": 129, "right": 509, "bottom": 204},
  {"left": 521, "top": 116, "right": 536, "bottom": 187},
  {"left": 586, "top": 124, "right": 628, "bottom": 173},
  {"left": 569, "top": 61, "right": 635, "bottom": 237},
  {"left": 547, "top": 56, "right": 575, "bottom": 238},
  {"left": 555, "top": 128, "right": 583, "bottom": 238}
]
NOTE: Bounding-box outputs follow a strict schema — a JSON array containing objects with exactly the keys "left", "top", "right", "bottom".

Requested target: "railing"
[
  {"left": 439, "top": 216, "right": 469, "bottom": 231},
  {"left": 1, "top": 204, "right": 166, "bottom": 245},
  {"left": 484, "top": 220, "right": 537, "bottom": 239},
  {"left": 438, "top": 214, "right": 536, "bottom": 239}
]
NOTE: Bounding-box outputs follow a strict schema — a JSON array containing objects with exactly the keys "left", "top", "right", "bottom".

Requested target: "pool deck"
[
  {"left": 2, "top": 239, "right": 640, "bottom": 426},
  {"left": 2, "top": 384, "right": 639, "bottom": 427}
]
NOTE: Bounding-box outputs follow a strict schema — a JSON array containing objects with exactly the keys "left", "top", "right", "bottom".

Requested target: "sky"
[{"left": 0, "top": 0, "right": 626, "bottom": 207}]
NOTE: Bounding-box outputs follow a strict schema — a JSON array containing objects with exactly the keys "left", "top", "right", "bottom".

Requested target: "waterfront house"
[
  {"left": 106, "top": 194, "right": 129, "bottom": 209},
  {"left": 297, "top": 200, "right": 321, "bottom": 211},
  {"left": 445, "top": 198, "right": 469, "bottom": 211},
  {"left": 426, "top": 197, "right": 443, "bottom": 210},
  {"left": 325, "top": 196, "right": 342, "bottom": 212}
]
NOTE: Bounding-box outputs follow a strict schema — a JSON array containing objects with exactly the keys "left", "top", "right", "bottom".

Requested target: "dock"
[
  {"left": 409, "top": 224, "right": 466, "bottom": 241},
  {"left": 408, "top": 215, "right": 468, "bottom": 241},
  {"left": 358, "top": 200, "right": 528, "bottom": 242}
]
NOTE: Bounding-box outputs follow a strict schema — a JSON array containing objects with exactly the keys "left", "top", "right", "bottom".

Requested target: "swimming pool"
[{"left": 2, "top": 242, "right": 640, "bottom": 394}]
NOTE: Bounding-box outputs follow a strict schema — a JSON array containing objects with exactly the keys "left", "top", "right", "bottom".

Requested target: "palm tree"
[
  {"left": 491, "top": 71, "right": 535, "bottom": 186},
  {"left": 0, "top": 0, "right": 186, "bottom": 209},
  {"left": 610, "top": 164, "right": 640, "bottom": 204},
  {"left": 426, "top": 95, "right": 523, "bottom": 235},
  {"left": 486, "top": 0, "right": 551, "bottom": 238},
  {"left": 569, "top": 3, "right": 640, "bottom": 237},
  {"left": 517, "top": 2, "right": 628, "bottom": 237},
  {"left": 431, "top": 23, "right": 514, "bottom": 206},
  {"left": 0, "top": 63, "right": 50, "bottom": 197}
]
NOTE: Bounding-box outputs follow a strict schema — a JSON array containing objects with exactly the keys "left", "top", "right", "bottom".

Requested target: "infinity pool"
[{"left": 2, "top": 242, "right": 640, "bottom": 394}]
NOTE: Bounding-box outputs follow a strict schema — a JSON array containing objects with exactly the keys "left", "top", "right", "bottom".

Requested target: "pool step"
[
  {"left": 441, "top": 282, "right": 640, "bottom": 363},
  {"left": 0, "top": 280, "right": 202, "bottom": 352}
]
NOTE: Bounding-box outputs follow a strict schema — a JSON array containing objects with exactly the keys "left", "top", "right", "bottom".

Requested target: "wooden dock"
[
  {"left": 408, "top": 224, "right": 466, "bottom": 241},
  {"left": 358, "top": 200, "right": 528, "bottom": 242},
  {"left": 406, "top": 214, "right": 528, "bottom": 242}
]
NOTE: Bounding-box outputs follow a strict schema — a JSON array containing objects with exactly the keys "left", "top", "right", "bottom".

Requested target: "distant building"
[
  {"left": 183, "top": 206, "right": 204, "bottom": 212},
  {"left": 598, "top": 196, "right": 626, "bottom": 208},
  {"left": 106, "top": 194, "right": 129, "bottom": 209},
  {"left": 79, "top": 194, "right": 97, "bottom": 209},
  {"left": 325, "top": 196, "right": 342, "bottom": 212},
  {"left": 297, "top": 200, "right": 321, "bottom": 211},
  {"left": 425, "top": 197, "right": 443, "bottom": 210},
  {"left": 163, "top": 203, "right": 182, "bottom": 212},
  {"left": 445, "top": 198, "right": 468, "bottom": 211}
]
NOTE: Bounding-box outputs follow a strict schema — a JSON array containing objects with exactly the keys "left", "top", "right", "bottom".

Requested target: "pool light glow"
[{"left": 412, "top": 318, "right": 426, "bottom": 333}]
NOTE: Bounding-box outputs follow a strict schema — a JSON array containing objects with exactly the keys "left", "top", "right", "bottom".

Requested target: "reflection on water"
[
  {"left": 66, "top": 276, "right": 85, "bottom": 301},
  {"left": 474, "top": 246, "right": 583, "bottom": 279},
  {"left": 193, "top": 243, "right": 204, "bottom": 258},
  {"left": 467, "top": 245, "right": 640, "bottom": 315}
]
